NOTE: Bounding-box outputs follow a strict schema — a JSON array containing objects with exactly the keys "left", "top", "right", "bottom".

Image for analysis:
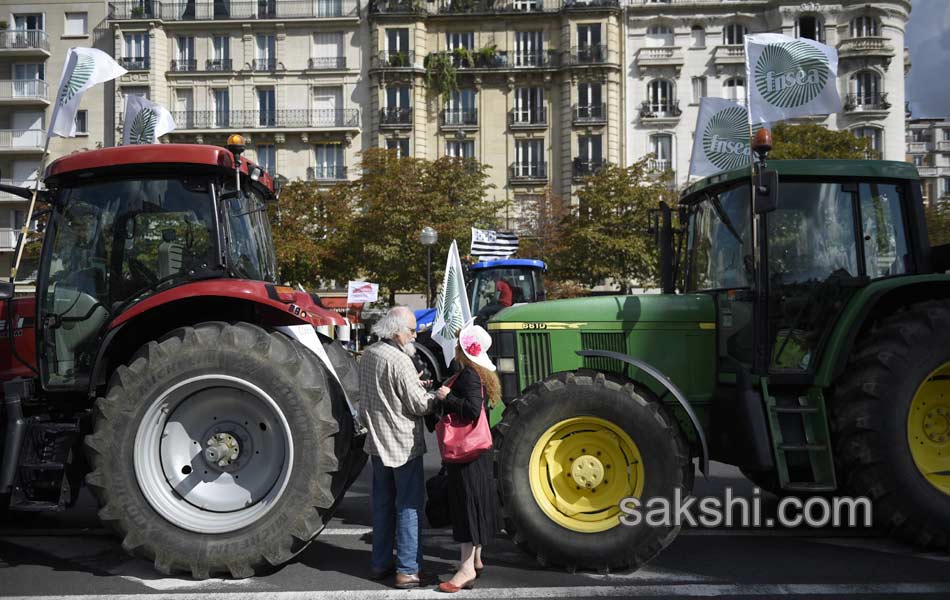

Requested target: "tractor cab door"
[
  {"left": 471, "top": 266, "right": 545, "bottom": 325},
  {"left": 37, "top": 176, "right": 219, "bottom": 391}
]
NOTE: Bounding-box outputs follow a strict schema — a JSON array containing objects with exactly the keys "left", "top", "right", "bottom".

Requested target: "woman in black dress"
[{"left": 434, "top": 324, "right": 500, "bottom": 593}]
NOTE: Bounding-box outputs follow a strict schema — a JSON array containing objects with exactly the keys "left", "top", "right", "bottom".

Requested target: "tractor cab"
[
  {"left": 470, "top": 258, "right": 546, "bottom": 325},
  {"left": 34, "top": 142, "right": 278, "bottom": 390}
]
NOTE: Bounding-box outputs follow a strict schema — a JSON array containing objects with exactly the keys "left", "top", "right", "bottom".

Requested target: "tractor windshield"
[
  {"left": 40, "top": 176, "right": 218, "bottom": 387},
  {"left": 686, "top": 183, "right": 752, "bottom": 292},
  {"left": 222, "top": 185, "right": 278, "bottom": 283},
  {"left": 472, "top": 267, "right": 544, "bottom": 322}
]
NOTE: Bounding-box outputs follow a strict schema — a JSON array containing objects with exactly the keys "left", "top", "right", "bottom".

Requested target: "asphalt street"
[{"left": 2, "top": 430, "right": 949, "bottom": 600}]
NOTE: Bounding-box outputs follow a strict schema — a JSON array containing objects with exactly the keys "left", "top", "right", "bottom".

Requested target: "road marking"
[
  {"left": 6, "top": 582, "right": 950, "bottom": 600},
  {"left": 809, "top": 537, "right": 950, "bottom": 562}
]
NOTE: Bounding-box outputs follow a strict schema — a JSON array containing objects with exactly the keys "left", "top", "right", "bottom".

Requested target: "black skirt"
[{"left": 446, "top": 449, "right": 497, "bottom": 545}]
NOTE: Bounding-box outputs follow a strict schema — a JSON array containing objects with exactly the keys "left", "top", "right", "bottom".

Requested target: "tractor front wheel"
[
  {"left": 85, "top": 322, "right": 348, "bottom": 578},
  {"left": 494, "top": 371, "right": 693, "bottom": 571},
  {"left": 831, "top": 300, "right": 950, "bottom": 550}
]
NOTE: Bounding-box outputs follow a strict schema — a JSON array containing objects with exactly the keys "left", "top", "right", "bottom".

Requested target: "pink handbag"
[{"left": 436, "top": 382, "right": 492, "bottom": 463}]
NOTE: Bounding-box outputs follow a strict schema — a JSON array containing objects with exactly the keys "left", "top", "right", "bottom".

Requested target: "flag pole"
[{"left": 10, "top": 132, "right": 52, "bottom": 282}]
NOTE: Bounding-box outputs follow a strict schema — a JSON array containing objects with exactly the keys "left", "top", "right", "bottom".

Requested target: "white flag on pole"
[
  {"left": 123, "top": 95, "right": 177, "bottom": 145},
  {"left": 745, "top": 33, "right": 841, "bottom": 124},
  {"left": 49, "top": 47, "right": 127, "bottom": 138},
  {"left": 432, "top": 240, "right": 472, "bottom": 368},
  {"left": 689, "top": 98, "right": 753, "bottom": 178}
]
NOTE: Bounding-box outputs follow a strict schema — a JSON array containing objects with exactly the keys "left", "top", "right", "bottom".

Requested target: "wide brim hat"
[{"left": 458, "top": 321, "right": 496, "bottom": 372}]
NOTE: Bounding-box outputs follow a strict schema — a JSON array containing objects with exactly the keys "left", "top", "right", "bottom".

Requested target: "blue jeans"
[{"left": 371, "top": 454, "right": 425, "bottom": 574}]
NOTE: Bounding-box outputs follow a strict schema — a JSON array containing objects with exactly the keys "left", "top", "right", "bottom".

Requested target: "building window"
[
  {"left": 256, "top": 145, "right": 276, "bottom": 175},
  {"left": 577, "top": 82, "right": 603, "bottom": 119},
  {"left": 13, "top": 14, "right": 44, "bottom": 31},
  {"left": 446, "top": 32, "right": 474, "bottom": 51},
  {"left": 258, "top": 88, "right": 276, "bottom": 126},
  {"left": 12, "top": 63, "right": 44, "bottom": 98},
  {"left": 849, "top": 70, "right": 882, "bottom": 106},
  {"left": 177, "top": 36, "right": 195, "bottom": 70},
  {"left": 313, "top": 144, "right": 344, "bottom": 180},
  {"left": 256, "top": 35, "right": 276, "bottom": 71},
  {"left": 691, "top": 25, "right": 705, "bottom": 48},
  {"left": 646, "top": 25, "right": 674, "bottom": 48},
  {"left": 64, "top": 12, "right": 88, "bottom": 36},
  {"left": 796, "top": 15, "right": 825, "bottom": 43},
  {"left": 446, "top": 140, "right": 475, "bottom": 158},
  {"left": 649, "top": 134, "right": 673, "bottom": 171},
  {"left": 647, "top": 79, "right": 675, "bottom": 114},
  {"left": 386, "top": 138, "right": 410, "bottom": 157},
  {"left": 576, "top": 134, "right": 604, "bottom": 176},
  {"left": 944, "top": 129, "right": 950, "bottom": 142},
  {"left": 577, "top": 23, "right": 603, "bottom": 62},
  {"left": 444, "top": 89, "right": 476, "bottom": 125},
  {"left": 723, "top": 77, "right": 745, "bottom": 105},
  {"left": 850, "top": 16, "right": 880, "bottom": 38},
  {"left": 74, "top": 110, "right": 88, "bottom": 134},
  {"left": 913, "top": 155, "right": 924, "bottom": 167},
  {"left": 515, "top": 31, "right": 544, "bottom": 66},
  {"left": 852, "top": 126, "right": 882, "bottom": 156},
  {"left": 212, "top": 88, "right": 230, "bottom": 127},
  {"left": 723, "top": 23, "right": 747, "bottom": 45},
  {"left": 312, "top": 32, "right": 344, "bottom": 69},
  {"left": 386, "top": 85, "right": 410, "bottom": 109},
  {"left": 943, "top": 178, "right": 950, "bottom": 198},
  {"left": 513, "top": 87, "right": 545, "bottom": 124},
  {"left": 514, "top": 139, "right": 545, "bottom": 176},
  {"left": 123, "top": 33, "right": 149, "bottom": 70},
  {"left": 691, "top": 76, "right": 707, "bottom": 104},
  {"left": 211, "top": 35, "right": 230, "bottom": 70},
  {"left": 387, "top": 28, "right": 410, "bottom": 57}
]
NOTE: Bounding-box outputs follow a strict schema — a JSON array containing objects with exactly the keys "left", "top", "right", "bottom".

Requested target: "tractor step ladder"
[
  {"left": 9, "top": 420, "right": 81, "bottom": 511},
  {"left": 761, "top": 380, "right": 837, "bottom": 492}
]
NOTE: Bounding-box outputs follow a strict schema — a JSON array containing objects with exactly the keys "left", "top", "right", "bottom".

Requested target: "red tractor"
[{"left": 0, "top": 138, "right": 366, "bottom": 578}]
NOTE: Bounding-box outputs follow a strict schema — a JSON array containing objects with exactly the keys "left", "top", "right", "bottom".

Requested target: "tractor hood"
[{"left": 489, "top": 293, "right": 715, "bottom": 327}]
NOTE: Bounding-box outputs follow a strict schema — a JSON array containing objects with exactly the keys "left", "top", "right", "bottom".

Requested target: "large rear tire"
[
  {"left": 831, "top": 300, "right": 950, "bottom": 550},
  {"left": 84, "top": 322, "right": 351, "bottom": 578},
  {"left": 494, "top": 371, "right": 693, "bottom": 571}
]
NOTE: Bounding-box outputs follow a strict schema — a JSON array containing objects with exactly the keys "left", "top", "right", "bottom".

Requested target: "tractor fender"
[{"left": 576, "top": 349, "right": 709, "bottom": 475}]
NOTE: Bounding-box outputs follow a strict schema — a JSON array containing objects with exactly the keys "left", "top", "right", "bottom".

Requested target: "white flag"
[
  {"left": 470, "top": 227, "right": 518, "bottom": 261},
  {"left": 689, "top": 98, "right": 754, "bottom": 178},
  {"left": 49, "top": 48, "right": 127, "bottom": 138},
  {"left": 123, "top": 95, "right": 177, "bottom": 145},
  {"left": 432, "top": 240, "right": 472, "bottom": 368},
  {"left": 745, "top": 33, "right": 841, "bottom": 124}
]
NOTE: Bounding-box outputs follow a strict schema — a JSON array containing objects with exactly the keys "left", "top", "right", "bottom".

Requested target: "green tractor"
[{"left": 488, "top": 149, "right": 950, "bottom": 571}]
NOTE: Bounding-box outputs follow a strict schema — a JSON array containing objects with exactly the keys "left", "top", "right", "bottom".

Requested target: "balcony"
[
  {"left": 108, "top": 1, "right": 359, "bottom": 20},
  {"left": 380, "top": 107, "right": 412, "bottom": 128},
  {"left": 309, "top": 56, "right": 347, "bottom": 70},
  {"left": 509, "top": 108, "right": 547, "bottom": 129},
  {"left": 564, "top": 45, "right": 617, "bottom": 66},
  {"left": 635, "top": 47, "right": 684, "bottom": 74},
  {"left": 509, "top": 162, "right": 547, "bottom": 184},
  {"left": 0, "top": 80, "right": 49, "bottom": 104},
  {"left": 639, "top": 100, "right": 681, "bottom": 122},
  {"left": 428, "top": 50, "right": 560, "bottom": 71},
  {"left": 205, "top": 58, "right": 234, "bottom": 71},
  {"left": 433, "top": 0, "right": 562, "bottom": 14},
  {"left": 573, "top": 158, "right": 605, "bottom": 181},
  {"left": 937, "top": 140, "right": 950, "bottom": 153},
  {"left": 168, "top": 109, "right": 360, "bottom": 130},
  {"left": 574, "top": 103, "right": 606, "bottom": 125},
  {"left": 648, "top": 158, "right": 672, "bottom": 173},
  {"left": 908, "top": 141, "right": 931, "bottom": 154},
  {"left": 120, "top": 57, "right": 150, "bottom": 71},
  {"left": 713, "top": 44, "right": 745, "bottom": 73},
  {"left": 838, "top": 37, "right": 895, "bottom": 61},
  {"left": 369, "top": 0, "right": 427, "bottom": 15},
  {"left": 0, "top": 30, "right": 50, "bottom": 55},
  {"left": 440, "top": 109, "right": 478, "bottom": 129},
  {"left": 0, "top": 130, "right": 45, "bottom": 153},
  {"left": 918, "top": 166, "right": 940, "bottom": 178},
  {"left": 252, "top": 58, "right": 278, "bottom": 72},
  {"left": 563, "top": 0, "right": 619, "bottom": 9},
  {"left": 308, "top": 165, "right": 348, "bottom": 181},
  {"left": 371, "top": 51, "right": 418, "bottom": 70},
  {"left": 844, "top": 93, "right": 890, "bottom": 114},
  {"left": 169, "top": 59, "right": 198, "bottom": 72}
]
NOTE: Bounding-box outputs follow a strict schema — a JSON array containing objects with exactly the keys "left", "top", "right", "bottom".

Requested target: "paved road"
[{"left": 2, "top": 431, "right": 949, "bottom": 600}]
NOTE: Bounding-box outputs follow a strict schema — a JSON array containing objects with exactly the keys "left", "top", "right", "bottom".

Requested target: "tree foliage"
[
  {"left": 926, "top": 199, "right": 950, "bottom": 247},
  {"left": 552, "top": 158, "right": 675, "bottom": 293},
  {"left": 516, "top": 187, "right": 569, "bottom": 264},
  {"left": 770, "top": 122, "right": 873, "bottom": 160}
]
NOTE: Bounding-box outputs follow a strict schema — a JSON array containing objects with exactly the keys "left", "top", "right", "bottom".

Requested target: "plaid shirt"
[{"left": 358, "top": 340, "right": 436, "bottom": 467}]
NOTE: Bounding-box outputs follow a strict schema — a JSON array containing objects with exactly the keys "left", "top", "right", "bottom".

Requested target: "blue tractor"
[{"left": 414, "top": 258, "right": 546, "bottom": 381}]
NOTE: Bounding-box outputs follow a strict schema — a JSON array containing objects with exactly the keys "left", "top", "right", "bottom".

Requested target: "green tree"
[
  {"left": 552, "top": 158, "right": 675, "bottom": 293},
  {"left": 513, "top": 187, "right": 568, "bottom": 264},
  {"left": 770, "top": 122, "right": 873, "bottom": 160},
  {"left": 926, "top": 200, "right": 950, "bottom": 247}
]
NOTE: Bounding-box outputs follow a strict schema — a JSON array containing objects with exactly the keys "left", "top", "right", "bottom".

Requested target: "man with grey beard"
[{"left": 359, "top": 306, "right": 438, "bottom": 588}]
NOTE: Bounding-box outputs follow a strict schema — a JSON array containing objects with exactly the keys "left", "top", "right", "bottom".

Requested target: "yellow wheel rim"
[
  {"left": 528, "top": 416, "right": 644, "bottom": 533},
  {"left": 907, "top": 362, "right": 950, "bottom": 496}
]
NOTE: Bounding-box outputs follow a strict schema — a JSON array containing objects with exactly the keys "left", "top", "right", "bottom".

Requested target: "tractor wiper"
[{"left": 710, "top": 194, "right": 744, "bottom": 245}]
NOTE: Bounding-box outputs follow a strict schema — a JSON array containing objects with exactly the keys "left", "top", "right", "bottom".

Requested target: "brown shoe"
[{"left": 394, "top": 573, "right": 421, "bottom": 589}]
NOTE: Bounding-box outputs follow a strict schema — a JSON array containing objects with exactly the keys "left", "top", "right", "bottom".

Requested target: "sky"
[{"left": 905, "top": 0, "right": 950, "bottom": 118}]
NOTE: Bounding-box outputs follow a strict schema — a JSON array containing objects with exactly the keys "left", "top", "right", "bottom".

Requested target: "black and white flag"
[{"left": 471, "top": 227, "right": 518, "bottom": 260}]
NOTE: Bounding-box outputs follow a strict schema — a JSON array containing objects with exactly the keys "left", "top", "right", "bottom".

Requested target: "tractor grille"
[
  {"left": 581, "top": 332, "right": 626, "bottom": 373},
  {"left": 521, "top": 332, "right": 552, "bottom": 385}
]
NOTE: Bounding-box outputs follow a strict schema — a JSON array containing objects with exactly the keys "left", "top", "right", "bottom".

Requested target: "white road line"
[
  {"left": 5, "top": 582, "right": 950, "bottom": 600},
  {"left": 809, "top": 537, "right": 950, "bottom": 562}
]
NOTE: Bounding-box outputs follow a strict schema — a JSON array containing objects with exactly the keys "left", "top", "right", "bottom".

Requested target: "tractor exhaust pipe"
[{"left": 0, "top": 379, "right": 31, "bottom": 495}]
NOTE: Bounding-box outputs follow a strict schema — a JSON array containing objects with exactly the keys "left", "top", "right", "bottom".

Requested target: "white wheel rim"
[{"left": 133, "top": 374, "right": 294, "bottom": 534}]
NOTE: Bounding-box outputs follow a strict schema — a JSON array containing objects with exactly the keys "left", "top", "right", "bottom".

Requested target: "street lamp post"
[{"left": 420, "top": 226, "right": 438, "bottom": 308}]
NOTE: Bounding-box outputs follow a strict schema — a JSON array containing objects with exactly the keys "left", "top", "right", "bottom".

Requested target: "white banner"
[
  {"left": 123, "top": 94, "right": 177, "bottom": 145},
  {"left": 49, "top": 47, "right": 127, "bottom": 138},
  {"left": 432, "top": 240, "right": 472, "bottom": 368},
  {"left": 745, "top": 33, "right": 841, "bottom": 124},
  {"left": 346, "top": 281, "right": 379, "bottom": 303},
  {"left": 689, "top": 98, "right": 753, "bottom": 178}
]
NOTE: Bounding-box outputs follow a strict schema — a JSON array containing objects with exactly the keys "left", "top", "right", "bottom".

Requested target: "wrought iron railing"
[
  {"left": 0, "top": 30, "right": 50, "bottom": 51},
  {"left": 573, "top": 158, "right": 605, "bottom": 178},
  {"left": 372, "top": 51, "right": 416, "bottom": 69},
  {"left": 574, "top": 103, "right": 606, "bottom": 123},
  {"left": 566, "top": 44, "right": 612, "bottom": 65},
  {"left": 168, "top": 108, "right": 360, "bottom": 129},
  {"left": 120, "top": 56, "right": 150, "bottom": 70},
  {"left": 252, "top": 58, "right": 278, "bottom": 71},
  {"left": 309, "top": 56, "right": 347, "bottom": 69},
  {"left": 509, "top": 107, "right": 547, "bottom": 127},
  {"left": 380, "top": 107, "right": 413, "bottom": 125},
  {"left": 109, "top": 0, "right": 358, "bottom": 20},
  {"left": 639, "top": 99, "right": 682, "bottom": 119},
  {"left": 308, "top": 165, "right": 348, "bottom": 180},
  {"left": 441, "top": 109, "right": 478, "bottom": 126},
  {"left": 205, "top": 58, "right": 233, "bottom": 71},
  {"left": 509, "top": 162, "right": 547, "bottom": 180},
  {"left": 844, "top": 93, "right": 890, "bottom": 111},
  {"left": 170, "top": 59, "right": 197, "bottom": 71}
]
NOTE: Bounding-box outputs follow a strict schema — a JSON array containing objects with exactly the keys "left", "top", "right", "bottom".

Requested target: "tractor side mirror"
[
  {"left": 0, "top": 281, "right": 14, "bottom": 300},
  {"left": 754, "top": 169, "right": 779, "bottom": 215}
]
